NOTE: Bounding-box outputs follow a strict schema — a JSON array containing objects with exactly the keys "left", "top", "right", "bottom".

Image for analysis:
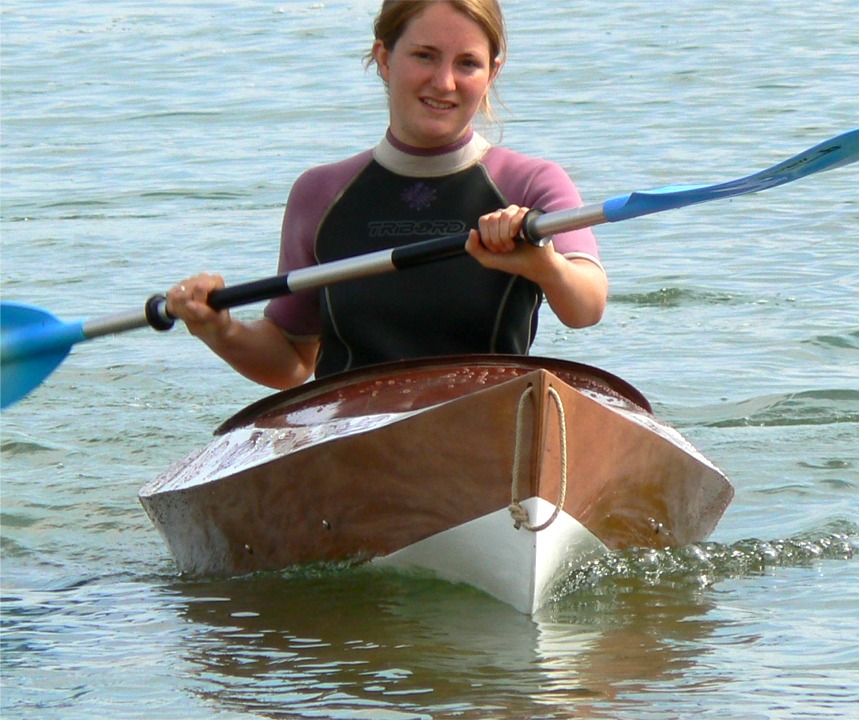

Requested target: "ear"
[
  {"left": 372, "top": 40, "right": 391, "bottom": 83},
  {"left": 490, "top": 57, "right": 503, "bottom": 83}
]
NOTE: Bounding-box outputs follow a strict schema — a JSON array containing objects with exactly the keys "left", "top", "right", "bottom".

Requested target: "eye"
[
  {"left": 458, "top": 52, "right": 487, "bottom": 68},
  {"left": 459, "top": 57, "right": 485, "bottom": 71}
]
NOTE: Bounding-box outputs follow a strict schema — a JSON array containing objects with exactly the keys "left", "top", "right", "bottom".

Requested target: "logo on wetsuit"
[
  {"left": 401, "top": 181, "right": 436, "bottom": 211},
  {"left": 368, "top": 219, "right": 468, "bottom": 237}
]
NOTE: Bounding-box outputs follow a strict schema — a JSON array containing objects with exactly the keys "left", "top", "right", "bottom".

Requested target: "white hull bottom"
[{"left": 373, "top": 497, "right": 608, "bottom": 614}]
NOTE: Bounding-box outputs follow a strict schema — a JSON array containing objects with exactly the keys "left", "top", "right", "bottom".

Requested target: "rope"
[{"left": 508, "top": 385, "right": 568, "bottom": 532}]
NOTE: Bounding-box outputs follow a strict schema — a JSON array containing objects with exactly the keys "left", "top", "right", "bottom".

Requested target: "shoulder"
[
  {"left": 482, "top": 145, "right": 561, "bottom": 172},
  {"left": 480, "top": 146, "right": 582, "bottom": 210},
  {"left": 289, "top": 149, "right": 375, "bottom": 204},
  {"left": 279, "top": 148, "right": 375, "bottom": 266},
  {"left": 482, "top": 146, "right": 601, "bottom": 262}
]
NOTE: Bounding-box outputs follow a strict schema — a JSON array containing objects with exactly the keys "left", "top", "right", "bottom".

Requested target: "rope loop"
[{"left": 508, "top": 384, "right": 568, "bottom": 532}]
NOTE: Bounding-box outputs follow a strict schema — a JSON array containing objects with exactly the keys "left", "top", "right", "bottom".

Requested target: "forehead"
[{"left": 399, "top": 2, "right": 491, "bottom": 54}]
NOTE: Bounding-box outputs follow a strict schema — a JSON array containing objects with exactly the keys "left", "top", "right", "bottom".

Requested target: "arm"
[
  {"left": 166, "top": 273, "right": 318, "bottom": 389},
  {"left": 466, "top": 205, "right": 607, "bottom": 328},
  {"left": 164, "top": 155, "right": 375, "bottom": 387},
  {"left": 476, "top": 149, "right": 607, "bottom": 327}
]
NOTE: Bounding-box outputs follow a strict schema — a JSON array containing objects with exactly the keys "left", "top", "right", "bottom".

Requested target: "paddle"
[{"left": 2, "top": 128, "right": 857, "bottom": 409}]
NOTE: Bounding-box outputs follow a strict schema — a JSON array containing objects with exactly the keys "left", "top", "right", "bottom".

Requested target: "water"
[{"left": 1, "top": 1, "right": 857, "bottom": 717}]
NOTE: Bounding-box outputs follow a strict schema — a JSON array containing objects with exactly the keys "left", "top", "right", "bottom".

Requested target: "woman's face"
[{"left": 372, "top": 2, "right": 499, "bottom": 149}]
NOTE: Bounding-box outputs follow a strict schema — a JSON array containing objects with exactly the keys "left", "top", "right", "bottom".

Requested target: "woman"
[{"left": 168, "top": 0, "right": 607, "bottom": 389}]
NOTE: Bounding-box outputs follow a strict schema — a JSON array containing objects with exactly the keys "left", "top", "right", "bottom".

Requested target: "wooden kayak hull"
[{"left": 139, "top": 355, "right": 733, "bottom": 613}]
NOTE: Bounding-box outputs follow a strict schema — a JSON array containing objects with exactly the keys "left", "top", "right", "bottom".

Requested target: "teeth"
[{"left": 424, "top": 98, "right": 453, "bottom": 109}]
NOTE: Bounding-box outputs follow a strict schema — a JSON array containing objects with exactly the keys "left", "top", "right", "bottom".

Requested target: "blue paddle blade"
[
  {"left": 603, "top": 127, "right": 859, "bottom": 222},
  {"left": 1, "top": 302, "right": 85, "bottom": 409}
]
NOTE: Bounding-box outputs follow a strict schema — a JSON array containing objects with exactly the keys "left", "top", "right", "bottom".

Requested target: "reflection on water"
[
  {"left": 166, "top": 528, "right": 856, "bottom": 718},
  {"left": 170, "top": 558, "right": 729, "bottom": 718}
]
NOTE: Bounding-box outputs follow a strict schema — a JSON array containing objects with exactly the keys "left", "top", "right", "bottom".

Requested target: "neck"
[
  {"left": 374, "top": 129, "right": 490, "bottom": 177},
  {"left": 385, "top": 128, "right": 475, "bottom": 157}
]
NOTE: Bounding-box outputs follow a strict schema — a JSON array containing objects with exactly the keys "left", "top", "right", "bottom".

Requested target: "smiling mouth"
[{"left": 422, "top": 97, "right": 456, "bottom": 110}]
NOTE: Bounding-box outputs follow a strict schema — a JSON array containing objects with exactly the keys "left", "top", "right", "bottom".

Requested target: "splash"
[{"left": 553, "top": 523, "right": 856, "bottom": 598}]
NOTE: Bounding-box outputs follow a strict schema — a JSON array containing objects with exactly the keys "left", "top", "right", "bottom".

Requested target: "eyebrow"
[{"left": 406, "top": 42, "right": 486, "bottom": 60}]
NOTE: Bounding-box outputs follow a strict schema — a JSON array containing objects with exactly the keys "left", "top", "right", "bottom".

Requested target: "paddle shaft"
[
  {"left": 12, "top": 124, "right": 852, "bottom": 330},
  {"left": 187, "top": 203, "right": 605, "bottom": 312},
  {"left": 2, "top": 127, "right": 856, "bottom": 409},
  {"left": 206, "top": 205, "right": 610, "bottom": 310},
  {"left": 207, "top": 231, "right": 475, "bottom": 311},
  {"left": 149, "top": 203, "right": 612, "bottom": 314},
  {"left": 205, "top": 126, "right": 859, "bottom": 312}
]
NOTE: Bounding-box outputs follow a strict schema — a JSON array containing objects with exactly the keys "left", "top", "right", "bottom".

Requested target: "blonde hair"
[{"left": 367, "top": 0, "right": 507, "bottom": 120}]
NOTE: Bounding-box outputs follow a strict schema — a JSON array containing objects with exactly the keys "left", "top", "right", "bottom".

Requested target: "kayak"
[{"left": 139, "top": 355, "right": 733, "bottom": 614}]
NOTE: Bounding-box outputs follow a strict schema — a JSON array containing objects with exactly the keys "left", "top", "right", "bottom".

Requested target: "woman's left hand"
[
  {"left": 466, "top": 204, "right": 608, "bottom": 329},
  {"left": 466, "top": 204, "right": 554, "bottom": 279},
  {"left": 474, "top": 205, "right": 529, "bottom": 253}
]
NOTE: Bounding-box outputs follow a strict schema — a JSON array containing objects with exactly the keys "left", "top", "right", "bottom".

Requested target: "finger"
[
  {"left": 509, "top": 205, "right": 529, "bottom": 237},
  {"left": 166, "top": 280, "right": 192, "bottom": 316},
  {"left": 478, "top": 211, "right": 505, "bottom": 247},
  {"left": 189, "top": 282, "right": 208, "bottom": 304},
  {"left": 491, "top": 212, "right": 518, "bottom": 250},
  {"left": 480, "top": 206, "right": 528, "bottom": 250}
]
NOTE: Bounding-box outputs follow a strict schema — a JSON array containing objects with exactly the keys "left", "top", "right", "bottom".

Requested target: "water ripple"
[
  {"left": 612, "top": 286, "right": 741, "bottom": 308},
  {"left": 683, "top": 389, "right": 859, "bottom": 428},
  {"left": 805, "top": 329, "right": 859, "bottom": 351},
  {"left": 0, "top": 438, "right": 56, "bottom": 456}
]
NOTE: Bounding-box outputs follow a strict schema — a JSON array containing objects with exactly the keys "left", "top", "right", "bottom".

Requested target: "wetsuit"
[{"left": 265, "top": 130, "right": 602, "bottom": 378}]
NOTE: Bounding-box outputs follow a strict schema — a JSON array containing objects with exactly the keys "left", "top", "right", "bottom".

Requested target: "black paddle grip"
[
  {"left": 207, "top": 275, "right": 292, "bottom": 311},
  {"left": 145, "top": 294, "right": 175, "bottom": 332},
  {"left": 390, "top": 233, "right": 470, "bottom": 269}
]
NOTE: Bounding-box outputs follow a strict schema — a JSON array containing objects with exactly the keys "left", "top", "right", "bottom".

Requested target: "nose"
[{"left": 432, "top": 61, "right": 456, "bottom": 93}]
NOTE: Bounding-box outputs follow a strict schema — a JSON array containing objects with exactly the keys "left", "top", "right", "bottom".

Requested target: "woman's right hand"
[
  {"left": 166, "top": 272, "right": 232, "bottom": 341},
  {"left": 165, "top": 273, "right": 318, "bottom": 389}
]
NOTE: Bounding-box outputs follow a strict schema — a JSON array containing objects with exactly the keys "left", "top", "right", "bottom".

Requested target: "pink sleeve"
[
  {"left": 482, "top": 147, "right": 600, "bottom": 262},
  {"left": 264, "top": 151, "right": 373, "bottom": 338}
]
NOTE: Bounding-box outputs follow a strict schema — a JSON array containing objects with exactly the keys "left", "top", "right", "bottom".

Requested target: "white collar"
[{"left": 373, "top": 130, "right": 491, "bottom": 177}]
